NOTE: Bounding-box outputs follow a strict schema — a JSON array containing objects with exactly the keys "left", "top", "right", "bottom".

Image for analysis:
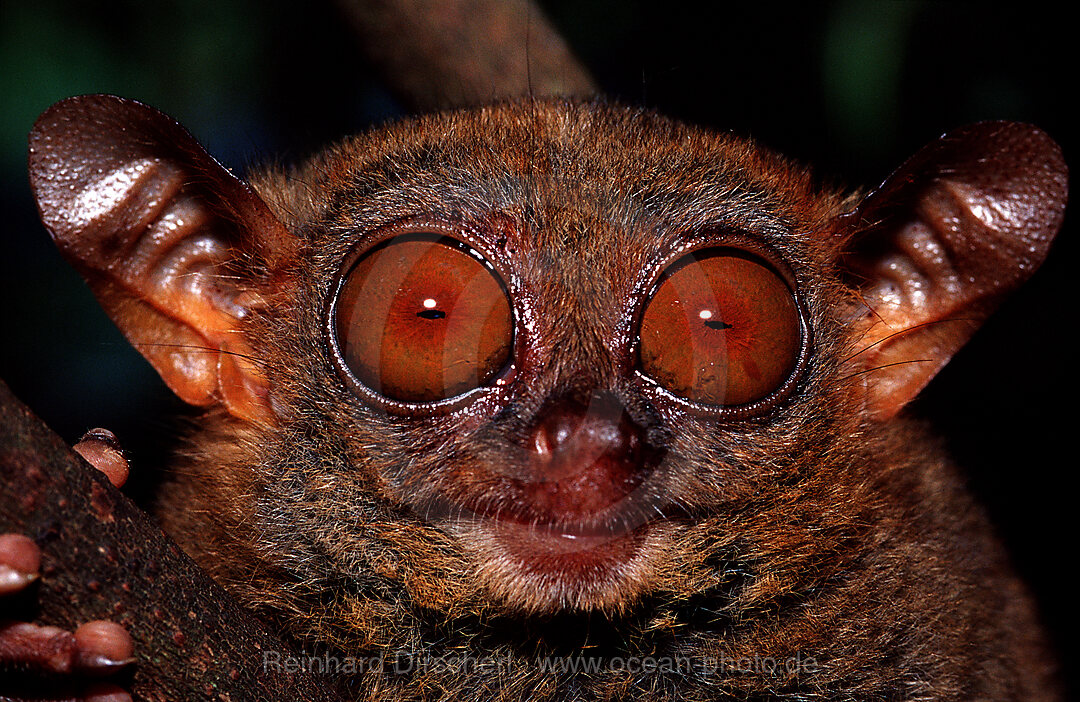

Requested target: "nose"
[{"left": 519, "top": 391, "right": 655, "bottom": 523}]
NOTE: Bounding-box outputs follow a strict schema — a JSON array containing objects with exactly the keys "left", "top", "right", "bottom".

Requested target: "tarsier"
[{"left": 0, "top": 9, "right": 1068, "bottom": 701}]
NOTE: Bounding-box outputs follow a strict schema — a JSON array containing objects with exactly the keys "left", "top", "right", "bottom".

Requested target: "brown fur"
[{"left": 140, "top": 100, "right": 1059, "bottom": 699}]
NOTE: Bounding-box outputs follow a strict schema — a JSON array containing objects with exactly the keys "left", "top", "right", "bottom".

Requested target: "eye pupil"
[
  {"left": 638, "top": 248, "right": 801, "bottom": 407},
  {"left": 334, "top": 234, "right": 513, "bottom": 404}
]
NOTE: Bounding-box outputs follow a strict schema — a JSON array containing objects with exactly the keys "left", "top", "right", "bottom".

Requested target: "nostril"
[
  {"left": 532, "top": 426, "right": 554, "bottom": 458},
  {"left": 532, "top": 411, "right": 577, "bottom": 458}
]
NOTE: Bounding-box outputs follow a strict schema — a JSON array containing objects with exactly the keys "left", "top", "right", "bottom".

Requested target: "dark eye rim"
[
  {"left": 631, "top": 242, "right": 812, "bottom": 419},
  {"left": 324, "top": 216, "right": 520, "bottom": 416}
]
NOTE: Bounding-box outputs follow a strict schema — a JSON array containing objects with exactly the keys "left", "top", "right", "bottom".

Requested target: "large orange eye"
[
  {"left": 334, "top": 234, "right": 513, "bottom": 403},
  {"left": 639, "top": 248, "right": 801, "bottom": 406}
]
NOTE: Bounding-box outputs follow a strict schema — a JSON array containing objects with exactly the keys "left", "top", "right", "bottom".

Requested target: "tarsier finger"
[{"left": 71, "top": 430, "right": 129, "bottom": 489}]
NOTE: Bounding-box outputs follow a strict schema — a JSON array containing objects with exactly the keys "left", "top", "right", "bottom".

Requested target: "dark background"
[{"left": 1, "top": 0, "right": 1074, "bottom": 695}]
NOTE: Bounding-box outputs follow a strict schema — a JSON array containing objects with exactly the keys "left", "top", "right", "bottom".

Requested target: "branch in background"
[
  {"left": 0, "top": 379, "right": 341, "bottom": 701},
  {"left": 336, "top": 0, "right": 596, "bottom": 110}
]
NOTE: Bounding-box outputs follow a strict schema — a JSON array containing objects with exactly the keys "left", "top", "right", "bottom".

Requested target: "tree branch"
[
  {"left": 0, "top": 379, "right": 341, "bottom": 701},
  {"left": 336, "top": 0, "right": 596, "bottom": 110}
]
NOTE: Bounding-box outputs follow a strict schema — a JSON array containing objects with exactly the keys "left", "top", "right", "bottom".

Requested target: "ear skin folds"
[
  {"left": 28, "top": 95, "right": 295, "bottom": 424},
  {"left": 838, "top": 121, "right": 1067, "bottom": 419}
]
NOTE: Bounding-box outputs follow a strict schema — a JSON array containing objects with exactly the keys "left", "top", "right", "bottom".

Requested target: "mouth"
[
  {"left": 431, "top": 464, "right": 673, "bottom": 611},
  {"left": 445, "top": 512, "right": 662, "bottom": 613},
  {"left": 484, "top": 516, "right": 651, "bottom": 571}
]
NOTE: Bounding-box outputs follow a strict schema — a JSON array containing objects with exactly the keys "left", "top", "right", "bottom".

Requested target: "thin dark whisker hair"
[
  {"left": 131, "top": 342, "right": 271, "bottom": 369},
  {"left": 524, "top": 0, "right": 534, "bottom": 100},
  {"left": 839, "top": 358, "right": 933, "bottom": 382},
  {"left": 842, "top": 317, "right": 976, "bottom": 364}
]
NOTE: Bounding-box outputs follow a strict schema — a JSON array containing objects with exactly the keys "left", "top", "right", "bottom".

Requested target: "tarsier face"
[
  {"left": 303, "top": 108, "right": 830, "bottom": 613},
  {"left": 28, "top": 94, "right": 1067, "bottom": 697}
]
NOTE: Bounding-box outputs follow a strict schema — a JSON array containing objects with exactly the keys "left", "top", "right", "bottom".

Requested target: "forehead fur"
[{"left": 251, "top": 99, "right": 846, "bottom": 254}]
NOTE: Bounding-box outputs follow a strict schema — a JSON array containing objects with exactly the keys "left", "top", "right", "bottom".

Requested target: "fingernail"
[
  {"left": 0, "top": 534, "right": 41, "bottom": 594},
  {"left": 75, "top": 621, "right": 136, "bottom": 673},
  {"left": 0, "top": 564, "right": 39, "bottom": 594},
  {"left": 78, "top": 428, "right": 122, "bottom": 451}
]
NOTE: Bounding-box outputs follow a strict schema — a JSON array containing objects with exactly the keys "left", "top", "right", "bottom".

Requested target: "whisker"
[
  {"left": 130, "top": 342, "right": 271, "bottom": 368},
  {"left": 839, "top": 358, "right": 933, "bottom": 382},
  {"left": 842, "top": 317, "right": 976, "bottom": 364}
]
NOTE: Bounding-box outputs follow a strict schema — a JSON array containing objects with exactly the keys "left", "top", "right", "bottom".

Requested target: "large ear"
[
  {"left": 839, "top": 121, "right": 1067, "bottom": 420},
  {"left": 28, "top": 95, "right": 297, "bottom": 425}
]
